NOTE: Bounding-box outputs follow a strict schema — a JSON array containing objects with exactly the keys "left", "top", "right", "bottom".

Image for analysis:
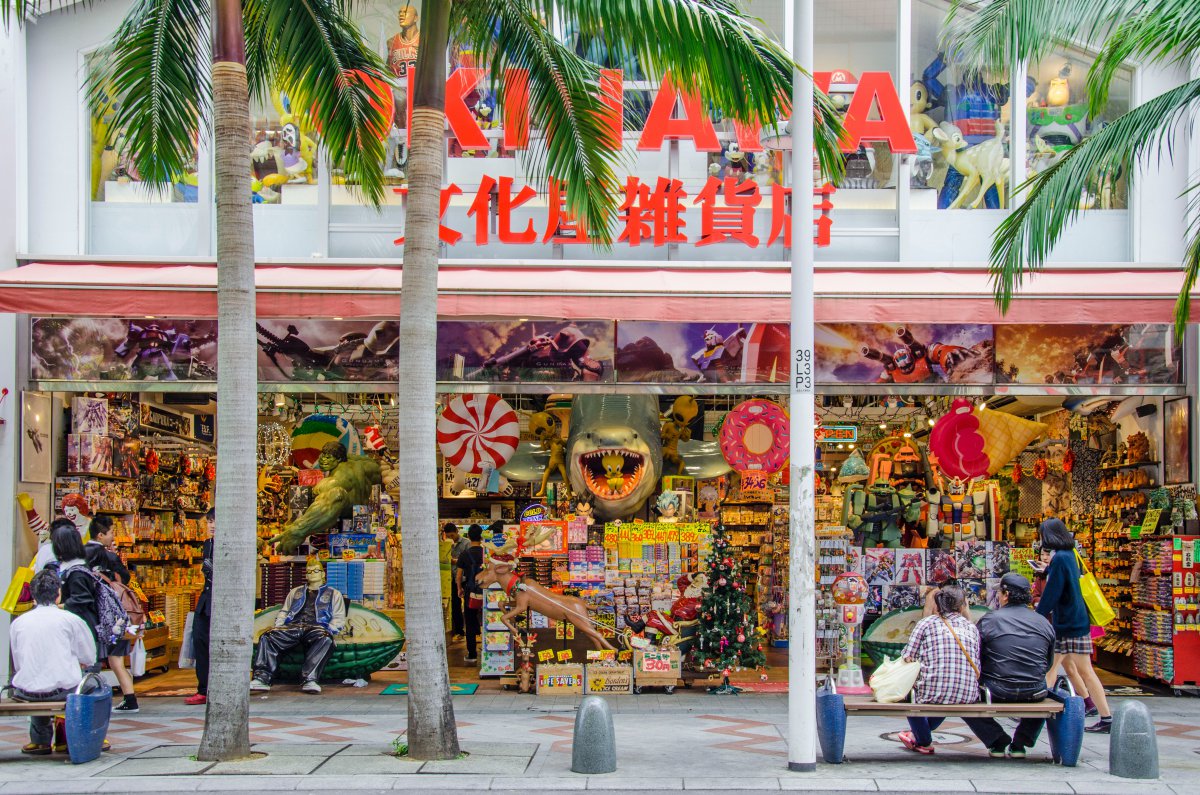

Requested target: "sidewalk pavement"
[{"left": 0, "top": 690, "right": 1197, "bottom": 793}]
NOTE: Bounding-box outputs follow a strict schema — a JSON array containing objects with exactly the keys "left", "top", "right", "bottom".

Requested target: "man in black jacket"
[{"left": 964, "top": 573, "right": 1056, "bottom": 758}]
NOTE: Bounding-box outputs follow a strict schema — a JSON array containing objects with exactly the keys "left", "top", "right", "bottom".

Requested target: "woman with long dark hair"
[
  {"left": 51, "top": 523, "right": 100, "bottom": 656},
  {"left": 1036, "top": 518, "right": 1111, "bottom": 733}
]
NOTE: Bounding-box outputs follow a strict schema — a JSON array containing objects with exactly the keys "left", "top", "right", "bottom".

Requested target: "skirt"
[{"left": 1055, "top": 634, "right": 1093, "bottom": 655}]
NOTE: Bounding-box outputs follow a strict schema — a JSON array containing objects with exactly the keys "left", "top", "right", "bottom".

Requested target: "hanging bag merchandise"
[
  {"left": 177, "top": 611, "right": 197, "bottom": 669},
  {"left": 1075, "top": 549, "right": 1116, "bottom": 627},
  {"left": 1, "top": 555, "right": 37, "bottom": 615},
  {"left": 868, "top": 655, "right": 921, "bottom": 703}
]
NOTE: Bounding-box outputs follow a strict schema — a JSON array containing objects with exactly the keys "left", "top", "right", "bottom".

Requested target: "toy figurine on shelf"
[
  {"left": 573, "top": 495, "right": 596, "bottom": 525},
  {"left": 844, "top": 479, "right": 920, "bottom": 548},
  {"left": 926, "top": 478, "right": 988, "bottom": 546},
  {"left": 661, "top": 396, "right": 698, "bottom": 475},
  {"left": 515, "top": 631, "right": 537, "bottom": 694},
  {"left": 655, "top": 492, "right": 681, "bottom": 523},
  {"left": 529, "top": 411, "right": 568, "bottom": 499}
]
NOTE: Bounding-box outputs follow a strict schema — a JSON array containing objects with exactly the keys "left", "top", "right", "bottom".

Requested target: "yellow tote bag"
[
  {"left": 2, "top": 556, "right": 37, "bottom": 615},
  {"left": 1076, "top": 549, "right": 1116, "bottom": 627}
]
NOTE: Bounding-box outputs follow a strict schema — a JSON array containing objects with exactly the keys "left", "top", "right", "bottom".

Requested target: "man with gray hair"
[{"left": 9, "top": 569, "right": 98, "bottom": 755}]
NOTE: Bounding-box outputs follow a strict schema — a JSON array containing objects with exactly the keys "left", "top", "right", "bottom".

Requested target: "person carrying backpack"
[
  {"left": 51, "top": 524, "right": 136, "bottom": 714},
  {"left": 86, "top": 516, "right": 140, "bottom": 714}
]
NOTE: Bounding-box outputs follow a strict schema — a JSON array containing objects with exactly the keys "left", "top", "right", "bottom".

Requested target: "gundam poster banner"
[
  {"left": 994, "top": 323, "right": 1183, "bottom": 385},
  {"left": 614, "top": 321, "right": 790, "bottom": 383},
  {"left": 814, "top": 323, "right": 994, "bottom": 384},
  {"left": 31, "top": 317, "right": 217, "bottom": 381},
  {"left": 437, "top": 319, "right": 614, "bottom": 383},
  {"left": 256, "top": 320, "right": 399, "bottom": 382}
]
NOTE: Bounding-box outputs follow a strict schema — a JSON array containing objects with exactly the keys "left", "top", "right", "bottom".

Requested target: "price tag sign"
[
  {"left": 679, "top": 527, "right": 699, "bottom": 544},
  {"left": 619, "top": 526, "right": 632, "bottom": 541},
  {"left": 600, "top": 649, "right": 617, "bottom": 661},
  {"left": 557, "top": 649, "right": 574, "bottom": 662},
  {"left": 586, "top": 650, "right": 603, "bottom": 661},
  {"left": 1142, "top": 508, "right": 1162, "bottom": 535},
  {"left": 537, "top": 649, "right": 555, "bottom": 662},
  {"left": 617, "top": 649, "right": 632, "bottom": 661}
]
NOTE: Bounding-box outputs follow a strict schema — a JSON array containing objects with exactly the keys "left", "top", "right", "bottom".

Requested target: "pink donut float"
[{"left": 719, "top": 399, "right": 790, "bottom": 473}]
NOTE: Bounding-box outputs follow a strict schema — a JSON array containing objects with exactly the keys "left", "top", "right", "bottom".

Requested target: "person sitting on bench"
[
  {"left": 898, "top": 585, "right": 981, "bottom": 755},
  {"left": 962, "top": 573, "right": 1056, "bottom": 758},
  {"left": 9, "top": 570, "right": 99, "bottom": 755},
  {"left": 250, "top": 557, "right": 346, "bottom": 694}
]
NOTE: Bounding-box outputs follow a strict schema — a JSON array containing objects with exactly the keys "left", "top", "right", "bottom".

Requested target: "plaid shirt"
[{"left": 902, "top": 612, "right": 981, "bottom": 704}]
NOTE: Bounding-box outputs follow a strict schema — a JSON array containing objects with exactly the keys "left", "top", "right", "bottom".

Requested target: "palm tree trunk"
[
  {"left": 398, "top": 0, "right": 459, "bottom": 761},
  {"left": 198, "top": 0, "right": 256, "bottom": 763}
]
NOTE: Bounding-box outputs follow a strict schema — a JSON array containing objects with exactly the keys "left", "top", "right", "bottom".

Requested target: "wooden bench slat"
[
  {"left": 841, "top": 695, "right": 1063, "bottom": 718},
  {"left": 0, "top": 702, "right": 67, "bottom": 714}
]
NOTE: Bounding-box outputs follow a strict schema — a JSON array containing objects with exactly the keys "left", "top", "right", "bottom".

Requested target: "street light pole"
[{"left": 787, "top": 0, "right": 818, "bottom": 773}]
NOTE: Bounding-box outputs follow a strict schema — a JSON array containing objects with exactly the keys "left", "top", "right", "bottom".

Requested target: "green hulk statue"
[{"left": 271, "top": 442, "right": 382, "bottom": 553}]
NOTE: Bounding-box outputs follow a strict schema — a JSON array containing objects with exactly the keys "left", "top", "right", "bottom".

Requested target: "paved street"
[{"left": 0, "top": 690, "right": 1197, "bottom": 793}]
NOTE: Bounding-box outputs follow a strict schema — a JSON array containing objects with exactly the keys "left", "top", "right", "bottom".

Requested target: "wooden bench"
[
  {"left": 816, "top": 691, "right": 1085, "bottom": 766},
  {"left": 0, "top": 700, "right": 67, "bottom": 718}
]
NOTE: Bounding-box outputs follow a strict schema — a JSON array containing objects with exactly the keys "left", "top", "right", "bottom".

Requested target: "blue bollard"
[
  {"left": 816, "top": 688, "right": 846, "bottom": 764},
  {"left": 1046, "top": 691, "right": 1084, "bottom": 767},
  {"left": 64, "top": 675, "right": 112, "bottom": 765}
]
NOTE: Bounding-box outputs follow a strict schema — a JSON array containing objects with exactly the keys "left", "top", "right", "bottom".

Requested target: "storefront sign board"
[
  {"left": 536, "top": 663, "right": 584, "bottom": 695},
  {"left": 139, "top": 401, "right": 194, "bottom": 439},
  {"left": 584, "top": 664, "right": 634, "bottom": 694}
]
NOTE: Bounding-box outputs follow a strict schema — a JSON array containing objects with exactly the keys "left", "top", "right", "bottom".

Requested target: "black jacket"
[
  {"left": 976, "top": 603, "right": 1056, "bottom": 700},
  {"left": 85, "top": 541, "right": 130, "bottom": 585},
  {"left": 59, "top": 560, "right": 101, "bottom": 648}
]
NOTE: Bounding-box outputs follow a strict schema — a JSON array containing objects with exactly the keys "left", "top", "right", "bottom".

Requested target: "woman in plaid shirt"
[{"left": 897, "top": 586, "right": 981, "bottom": 754}]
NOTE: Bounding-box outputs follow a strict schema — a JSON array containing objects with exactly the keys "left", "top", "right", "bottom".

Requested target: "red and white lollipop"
[{"left": 437, "top": 394, "right": 520, "bottom": 474}]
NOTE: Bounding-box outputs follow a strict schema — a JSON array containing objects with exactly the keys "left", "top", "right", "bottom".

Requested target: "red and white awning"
[{"left": 0, "top": 260, "right": 1194, "bottom": 324}]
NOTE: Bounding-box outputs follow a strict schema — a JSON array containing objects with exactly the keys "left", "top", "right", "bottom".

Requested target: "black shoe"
[
  {"left": 1085, "top": 719, "right": 1112, "bottom": 734},
  {"left": 113, "top": 700, "right": 139, "bottom": 714},
  {"left": 1008, "top": 744, "right": 1026, "bottom": 758},
  {"left": 988, "top": 740, "right": 1009, "bottom": 758}
]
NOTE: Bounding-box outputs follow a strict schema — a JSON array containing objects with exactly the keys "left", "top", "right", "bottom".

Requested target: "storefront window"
[
  {"left": 250, "top": 93, "right": 319, "bottom": 205},
  {"left": 912, "top": 0, "right": 1010, "bottom": 210},
  {"left": 1027, "top": 51, "right": 1131, "bottom": 209},
  {"left": 88, "top": 56, "right": 198, "bottom": 204}
]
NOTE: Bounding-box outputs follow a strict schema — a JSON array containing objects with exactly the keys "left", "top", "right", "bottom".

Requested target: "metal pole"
[{"left": 788, "top": 0, "right": 818, "bottom": 773}]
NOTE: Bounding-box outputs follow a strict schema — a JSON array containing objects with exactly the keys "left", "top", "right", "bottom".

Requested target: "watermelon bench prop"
[
  {"left": 862, "top": 605, "right": 989, "bottom": 666},
  {"left": 252, "top": 604, "right": 404, "bottom": 682}
]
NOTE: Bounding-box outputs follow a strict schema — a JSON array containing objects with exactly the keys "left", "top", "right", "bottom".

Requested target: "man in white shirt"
[{"left": 10, "top": 569, "right": 98, "bottom": 755}]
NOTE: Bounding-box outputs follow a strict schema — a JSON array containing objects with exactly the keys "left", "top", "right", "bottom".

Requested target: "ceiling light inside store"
[
  {"left": 836, "top": 444, "right": 844, "bottom": 450},
  {"left": 903, "top": 432, "right": 912, "bottom": 438},
  {"left": 878, "top": 422, "right": 887, "bottom": 430},
  {"left": 274, "top": 394, "right": 286, "bottom": 407},
  {"left": 928, "top": 418, "right": 936, "bottom": 427},
  {"left": 390, "top": 396, "right": 397, "bottom": 407}
]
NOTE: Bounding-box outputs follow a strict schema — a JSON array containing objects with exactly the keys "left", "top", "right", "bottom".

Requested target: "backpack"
[
  {"left": 99, "top": 572, "right": 147, "bottom": 628},
  {"left": 68, "top": 568, "right": 129, "bottom": 646}
]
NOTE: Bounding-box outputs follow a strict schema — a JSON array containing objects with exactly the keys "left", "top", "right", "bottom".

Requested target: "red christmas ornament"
[
  {"left": 737, "top": 632, "right": 746, "bottom": 643},
  {"left": 718, "top": 577, "right": 727, "bottom": 586}
]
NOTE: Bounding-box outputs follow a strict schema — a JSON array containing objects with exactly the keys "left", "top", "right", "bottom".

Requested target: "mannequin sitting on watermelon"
[{"left": 251, "top": 557, "right": 346, "bottom": 694}]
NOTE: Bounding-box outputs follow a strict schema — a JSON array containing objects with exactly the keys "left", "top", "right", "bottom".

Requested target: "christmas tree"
[{"left": 696, "top": 523, "right": 767, "bottom": 694}]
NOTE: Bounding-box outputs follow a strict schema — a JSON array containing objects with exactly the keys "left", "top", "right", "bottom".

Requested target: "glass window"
[
  {"left": 250, "top": 91, "right": 319, "bottom": 205},
  {"left": 88, "top": 55, "right": 198, "bottom": 204},
  {"left": 913, "top": 0, "right": 1010, "bottom": 210},
  {"left": 1027, "top": 51, "right": 1130, "bottom": 209}
]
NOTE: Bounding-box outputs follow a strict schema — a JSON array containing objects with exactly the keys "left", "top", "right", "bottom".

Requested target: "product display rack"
[
  {"left": 1090, "top": 517, "right": 1135, "bottom": 666},
  {"left": 1130, "top": 536, "right": 1200, "bottom": 689}
]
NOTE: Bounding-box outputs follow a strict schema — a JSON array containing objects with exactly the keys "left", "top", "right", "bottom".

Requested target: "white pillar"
[{"left": 787, "top": 0, "right": 818, "bottom": 774}]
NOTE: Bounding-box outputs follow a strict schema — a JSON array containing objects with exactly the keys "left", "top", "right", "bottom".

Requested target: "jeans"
[
  {"left": 13, "top": 682, "right": 98, "bottom": 746},
  {"left": 253, "top": 625, "right": 335, "bottom": 684},
  {"left": 907, "top": 716, "right": 945, "bottom": 747},
  {"left": 964, "top": 716, "right": 1045, "bottom": 750}
]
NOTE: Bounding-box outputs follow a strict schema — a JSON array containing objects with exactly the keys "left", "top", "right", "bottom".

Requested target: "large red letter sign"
[
  {"left": 445, "top": 68, "right": 489, "bottom": 150},
  {"left": 814, "top": 71, "right": 916, "bottom": 154},
  {"left": 638, "top": 76, "right": 720, "bottom": 152}
]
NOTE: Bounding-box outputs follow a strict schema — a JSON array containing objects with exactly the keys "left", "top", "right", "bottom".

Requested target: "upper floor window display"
[
  {"left": 1026, "top": 51, "right": 1131, "bottom": 210},
  {"left": 912, "top": 0, "right": 1010, "bottom": 210},
  {"left": 251, "top": 91, "right": 319, "bottom": 205},
  {"left": 88, "top": 56, "right": 198, "bottom": 205}
]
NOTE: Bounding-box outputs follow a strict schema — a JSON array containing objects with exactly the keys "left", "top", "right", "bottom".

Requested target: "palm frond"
[
  {"left": 454, "top": 1, "right": 619, "bottom": 243},
  {"left": 1174, "top": 181, "right": 1200, "bottom": 339},
  {"left": 246, "top": 0, "right": 390, "bottom": 207},
  {"left": 86, "top": 0, "right": 211, "bottom": 189},
  {"left": 989, "top": 78, "right": 1200, "bottom": 315},
  {"left": 944, "top": 0, "right": 1139, "bottom": 72},
  {"left": 530, "top": 0, "right": 844, "bottom": 182},
  {"left": 1089, "top": 0, "right": 1200, "bottom": 117},
  {"left": 0, "top": 0, "right": 78, "bottom": 28}
]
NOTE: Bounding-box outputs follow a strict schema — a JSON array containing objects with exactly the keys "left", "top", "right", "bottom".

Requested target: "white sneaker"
[
  {"left": 301, "top": 680, "right": 322, "bottom": 694},
  {"left": 464, "top": 657, "right": 479, "bottom": 664},
  {"left": 249, "top": 678, "right": 271, "bottom": 692}
]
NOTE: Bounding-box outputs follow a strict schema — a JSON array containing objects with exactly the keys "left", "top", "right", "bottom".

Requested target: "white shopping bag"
[
  {"left": 131, "top": 637, "right": 147, "bottom": 677},
  {"left": 177, "top": 611, "right": 196, "bottom": 669},
  {"left": 868, "top": 655, "right": 921, "bottom": 703}
]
